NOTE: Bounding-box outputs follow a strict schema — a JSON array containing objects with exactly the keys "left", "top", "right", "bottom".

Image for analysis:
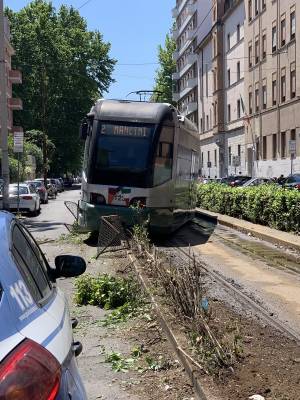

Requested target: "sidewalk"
[{"left": 196, "top": 208, "right": 300, "bottom": 253}]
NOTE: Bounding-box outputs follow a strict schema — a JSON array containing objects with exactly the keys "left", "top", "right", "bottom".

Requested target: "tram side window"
[{"left": 153, "top": 125, "right": 174, "bottom": 186}]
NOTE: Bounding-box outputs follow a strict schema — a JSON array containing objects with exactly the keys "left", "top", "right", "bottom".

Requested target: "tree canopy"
[
  {"left": 6, "top": 0, "right": 116, "bottom": 174},
  {"left": 153, "top": 33, "right": 176, "bottom": 105}
]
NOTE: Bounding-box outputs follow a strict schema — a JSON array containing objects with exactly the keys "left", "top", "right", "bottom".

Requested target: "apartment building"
[
  {"left": 4, "top": 17, "right": 23, "bottom": 135},
  {"left": 197, "top": 0, "right": 246, "bottom": 178},
  {"left": 172, "top": 0, "right": 212, "bottom": 126},
  {"left": 244, "top": 0, "right": 300, "bottom": 177}
]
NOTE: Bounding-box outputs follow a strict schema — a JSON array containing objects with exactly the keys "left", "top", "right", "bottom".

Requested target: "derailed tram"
[{"left": 78, "top": 99, "right": 200, "bottom": 234}]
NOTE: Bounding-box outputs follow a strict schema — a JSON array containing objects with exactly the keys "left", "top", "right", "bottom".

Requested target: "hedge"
[{"left": 196, "top": 183, "right": 300, "bottom": 233}]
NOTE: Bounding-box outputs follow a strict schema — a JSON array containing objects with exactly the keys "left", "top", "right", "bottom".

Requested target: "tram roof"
[{"left": 90, "top": 99, "right": 174, "bottom": 124}]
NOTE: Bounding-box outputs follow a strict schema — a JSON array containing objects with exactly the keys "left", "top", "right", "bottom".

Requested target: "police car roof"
[{"left": 90, "top": 99, "right": 174, "bottom": 124}]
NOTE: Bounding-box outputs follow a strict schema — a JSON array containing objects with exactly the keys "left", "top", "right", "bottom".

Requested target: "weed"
[
  {"left": 145, "top": 355, "right": 171, "bottom": 371},
  {"left": 105, "top": 352, "right": 135, "bottom": 372}
]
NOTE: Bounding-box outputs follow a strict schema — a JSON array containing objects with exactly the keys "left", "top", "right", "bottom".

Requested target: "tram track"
[{"left": 160, "top": 238, "right": 300, "bottom": 344}]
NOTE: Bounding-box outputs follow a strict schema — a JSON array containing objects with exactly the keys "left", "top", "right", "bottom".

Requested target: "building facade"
[
  {"left": 172, "top": 0, "right": 300, "bottom": 178},
  {"left": 172, "top": 0, "right": 212, "bottom": 126},
  {"left": 244, "top": 0, "right": 300, "bottom": 177},
  {"left": 4, "top": 16, "right": 23, "bottom": 135}
]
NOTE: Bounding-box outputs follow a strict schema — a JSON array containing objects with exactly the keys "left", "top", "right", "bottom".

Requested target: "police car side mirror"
[{"left": 54, "top": 255, "right": 86, "bottom": 278}]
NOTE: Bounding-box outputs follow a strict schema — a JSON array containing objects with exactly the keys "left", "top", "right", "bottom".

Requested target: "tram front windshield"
[{"left": 90, "top": 122, "right": 155, "bottom": 187}]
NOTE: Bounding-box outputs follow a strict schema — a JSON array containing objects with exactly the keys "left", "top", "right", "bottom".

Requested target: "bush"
[{"left": 197, "top": 183, "right": 300, "bottom": 233}]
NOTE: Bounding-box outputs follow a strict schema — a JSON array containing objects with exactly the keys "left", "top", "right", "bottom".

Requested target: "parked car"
[
  {"left": 63, "top": 176, "right": 73, "bottom": 187},
  {"left": 228, "top": 175, "right": 252, "bottom": 187},
  {"left": 242, "top": 177, "right": 272, "bottom": 187},
  {"left": 49, "top": 179, "right": 59, "bottom": 195},
  {"left": 35, "top": 178, "right": 57, "bottom": 199},
  {"left": 282, "top": 174, "right": 300, "bottom": 190},
  {"left": 57, "top": 177, "right": 65, "bottom": 191},
  {"left": 26, "top": 180, "right": 48, "bottom": 204},
  {"left": 0, "top": 183, "right": 41, "bottom": 216},
  {"left": 0, "top": 212, "right": 87, "bottom": 399}
]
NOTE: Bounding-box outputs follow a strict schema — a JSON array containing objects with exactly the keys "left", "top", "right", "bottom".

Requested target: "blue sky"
[{"left": 7, "top": 0, "right": 174, "bottom": 100}]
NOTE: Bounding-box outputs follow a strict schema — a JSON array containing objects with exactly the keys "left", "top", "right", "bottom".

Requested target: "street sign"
[
  {"left": 289, "top": 140, "right": 296, "bottom": 153},
  {"left": 207, "top": 161, "right": 212, "bottom": 168},
  {"left": 13, "top": 131, "right": 24, "bottom": 153}
]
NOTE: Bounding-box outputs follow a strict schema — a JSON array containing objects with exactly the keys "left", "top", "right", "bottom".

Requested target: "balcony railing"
[
  {"left": 172, "top": 92, "right": 180, "bottom": 102},
  {"left": 172, "top": 72, "right": 180, "bottom": 80},
  {"left": 9, "top": 98, "right": 23, "bottom": 110},
  {"left": 9, "top": 70, "right": 22, "bottom": 84}
]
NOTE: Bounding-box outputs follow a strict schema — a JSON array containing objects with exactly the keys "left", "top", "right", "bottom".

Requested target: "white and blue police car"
[{"left": 0, "top": 211, "right": 87, "bottom": 399}]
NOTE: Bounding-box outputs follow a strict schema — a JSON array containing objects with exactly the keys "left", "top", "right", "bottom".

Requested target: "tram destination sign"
[{"left": 100, "top": 124, "right": 151, "bottom": 138}]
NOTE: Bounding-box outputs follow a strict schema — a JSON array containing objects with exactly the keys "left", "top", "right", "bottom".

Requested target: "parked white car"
[{"left": 7, "top": 183, "right": 41, "bottom": 216}]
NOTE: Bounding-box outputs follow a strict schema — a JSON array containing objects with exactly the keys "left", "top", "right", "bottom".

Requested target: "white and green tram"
[{"left": 78, "top": 99, "right": 200, "bottom": 234}]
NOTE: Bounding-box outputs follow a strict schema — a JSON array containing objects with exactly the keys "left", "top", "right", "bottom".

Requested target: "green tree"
[
  {"left": 153, "top": 33, "right": 176, "bottom": 104},
  {"left": 6, "top": 1, "right": 116, "bottom": 175}
]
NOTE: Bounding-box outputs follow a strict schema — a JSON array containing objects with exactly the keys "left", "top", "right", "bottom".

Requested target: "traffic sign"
[
  {"left": 207, "top": 161, "right": 212, "bottom": 168},
  {"left": 13, "top": 131, "right": 24, "bottom": 153},
  {"left": 289, "top": 140, "right": 296, "bottom": 153},
  {"left": 232, "top": 155, "right": 241, "bottom": 167}
]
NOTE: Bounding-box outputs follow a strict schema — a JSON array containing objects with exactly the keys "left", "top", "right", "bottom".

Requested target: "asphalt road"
[{"left": 24, "top": 185, "right": 81, "bottom": 240}]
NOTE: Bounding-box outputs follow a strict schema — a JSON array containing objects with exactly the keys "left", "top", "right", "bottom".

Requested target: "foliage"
[
  {"left": 130, "top": 202, "right": 150, "bottom": 247},
  {"left": 105, "top": 352, "right": 136, "bottom": 373},
  {"left": 152, "top": 33, "right": 176, "bottom": 105},
  {"left": 74, "top": 273, "right": 141, "bottom": 309},
  {"left": 6, "top": 1, "right": 116, "bottom": 175},
  {"left": 197, "top": 183, "right": 300, "bottom": 233}
]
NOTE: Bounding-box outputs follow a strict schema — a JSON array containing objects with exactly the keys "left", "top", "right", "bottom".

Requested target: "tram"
[{"left": 78, "top": 99, "right": 200, "bottom": 234}]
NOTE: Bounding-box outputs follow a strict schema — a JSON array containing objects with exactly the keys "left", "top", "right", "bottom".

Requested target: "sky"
[{"left": 6, "top": 0, "right": 174, "bottom": 100}]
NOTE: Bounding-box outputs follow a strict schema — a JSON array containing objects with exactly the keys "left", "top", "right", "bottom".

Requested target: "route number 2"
[{"left": 10, "top": 280, "right": 34, "bottom": 311}]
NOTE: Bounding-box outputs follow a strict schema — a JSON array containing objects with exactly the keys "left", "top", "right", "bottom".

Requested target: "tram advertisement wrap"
[{"left": 108, "top": 187, "right": 131, "bottom": 206}]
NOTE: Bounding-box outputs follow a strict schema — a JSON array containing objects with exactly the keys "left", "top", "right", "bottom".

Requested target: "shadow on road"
[{"left": 23, "top": 219, "right": 67, "bottom": 233}]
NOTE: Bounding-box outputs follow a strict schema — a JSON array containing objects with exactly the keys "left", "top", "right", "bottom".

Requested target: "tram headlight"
[{"left": 90, "top": 193, "right": 106, "bottom": 205}]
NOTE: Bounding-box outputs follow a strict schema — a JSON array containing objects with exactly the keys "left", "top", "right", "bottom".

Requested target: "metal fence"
[{"left": 96, "top": 215, "right": 128, "bottom": 258}]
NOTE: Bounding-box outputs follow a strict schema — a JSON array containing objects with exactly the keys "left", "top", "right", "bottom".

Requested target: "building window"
[
  {"left": 290, "top": 8, "right": 296, "bottom": 41},
  {"left": 237, "top": 24, "right": 240, "bottom": 42},
  {"left": 238, "top": 144, "right": 241, "bottom": 158},
  {"left": 214, "top": 149, "right": 217, "bottom": 166},
  {"left": 256, "top": 140, "right": 260, "bottom": 161},
  {"left": 228, "top": 146, "right": 232, "bottom": 165},
  {"left": 249, "top": 42, "right": 253, "bottom": 68},
  {"left": 272, "top": 23, "right": 277, "bottom": 53},
  {"left": 290, "top": 62, "right": 296, "bottom": 99},
  {"left": 206, "top": 115, "right": 209, "bottom": 130},
  {"left": 201, "top": 152, "right": 204, "bottom": 167},
  {"left": 263, "top": 136, "right": 267, "bottom": 160},
  {"left": 281, "top": 15, "right": 286, "bottom": 46},
  {"left": 237, "top": 61, "right": 241, "bottom": 81},
  {"left": 281, "top": 68, "right": 286, "bottom": 102},
  {"left": 255, "top": 0, "right": 259, "bottom": 16},
  {"left": 227, "top": 33, "right": 231, "bottom": 51},
  {"left": 200, "top": 118, "right": 203, "bottom": 132},
  {"left": 272, "top": 133, "right": 277, "bottom": 159},
  {"left": 248, "top": 0, "right": 252, "bottom": 22},
  {"left": 237, "top": 99, "right": 241, "bottom": 119},
  {"left": 281, "top": 132, "right": 286, "bottom": 158},
  {"left": 272, "top": 73, "right": 277, "bottom": 106},
  {"left": 262, "top": 0, "right": 266, "bottom": 11},
  {"left": 227, "top": 104, "right": 231, "bottom": 122},
  {"left": 262, "top": 31, "right": 267, "bottom": 59},
  {"left": 255, "top": 84, "right": 259, "bottom": 112},
  {"left": 227, "top": 69, "right": 231, "bottom": 87},
  {"left": 255, "top": 36, "right": 259, "bottom": 64},
  {"left": 291, "top": 128, "right": 296, "bottom": 143},
  {"left": 213, "top": 35, "right": 217, "bottom": 57},
  {"left": 262, "top": 80, "right": 267, "bottom": 110},
  {"left": 249, "top": 87, "right": 253, "bottom": 114}
]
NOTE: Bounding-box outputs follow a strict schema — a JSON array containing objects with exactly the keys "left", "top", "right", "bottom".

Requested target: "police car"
[{"left": 0, "top": 211, "right": 87, "bottom": 399}]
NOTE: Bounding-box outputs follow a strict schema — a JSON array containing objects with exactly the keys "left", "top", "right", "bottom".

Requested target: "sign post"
[
  {"left": 289, "top": 140, "right": 296, "bottom": 175},
  {"left": 13, "top": 131, "right": 24, "bottom": 214}
]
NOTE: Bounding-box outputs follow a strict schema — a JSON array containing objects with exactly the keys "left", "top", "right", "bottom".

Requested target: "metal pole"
[
  {"left": 17, "top": 151, "right": 20, "bottom": 214},
  {"left": 0, "top": 0, "right": 10, "bottom": 209},
  {"left": 291, "top": 154, "right": 293, "bottom": 175}
]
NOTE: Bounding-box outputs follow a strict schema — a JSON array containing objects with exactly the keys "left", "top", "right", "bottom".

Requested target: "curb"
[
  {"left": 196, "top": 208, "right": 300, "bottom": 253},
  {"left": 128, "top": 252, "right": 211, "bottom": 400}
]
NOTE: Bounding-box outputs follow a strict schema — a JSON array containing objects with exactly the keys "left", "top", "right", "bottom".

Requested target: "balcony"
[
  {"left": 172, "top": 28, "right": 179, "bottom": 40},
  {"left": 179, "top": 78, "right": 197, "bottom": 98},
  {"left": 9, "top": 70, "right": 22, "bottom": 84},
  {"left": 186, "top": 29, "right": 196, "bottom": 41},
  {"left": 172, "top": 92, "right": 180, "bottom": 102},
  {"left": 177, "top": 4, "right": 197, "bottom": 37},
  {"left": 9, "top": 98, "right": 23, "bottom": 110},
  {"left": 177, "top": 0, "right": 189, "bottom": 15},
  {"left": 179, "top": 54, "right": 197, "bottom": 77},
  {"left": 186, "top": 101, "right": 198, "bottom": 115},
  {"left": 172, "top": 51, "right": 179, "bottom": 60},
  {"left": 172, "top": 72, "right": 180, "bottom": 80},
  {"left": 172, "top": 6, "right": 179, "bottom": 18}
]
